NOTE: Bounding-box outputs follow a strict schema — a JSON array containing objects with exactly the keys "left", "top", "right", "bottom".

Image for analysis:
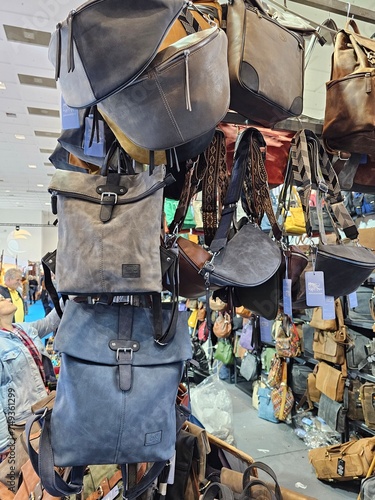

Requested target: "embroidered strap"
[
  {"left": 241, "top": 128, "right": 282, "bottom": 241},
  {"left": 202, "top": 128, "right": 229, "bottom": 246}
]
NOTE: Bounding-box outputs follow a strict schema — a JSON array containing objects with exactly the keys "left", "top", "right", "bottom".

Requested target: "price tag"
[
  {"left": 305, "top": 271, "right": 325, "bottom": 306},
  {"left": 84, "top": 115, "right": 105, "bottom": 157},
  {"left": 61, "top": 95, "right": 80, "bottom": 130},
  {"left": 348, "top": 291, "right": 358, "bottom": 309},
  {"left": 103, "top": 485, "right": 119, "bottom": 500},
  {"left": 282, "top": 278, "right": 292, "bottom": 317},
  {"left": 167, "top": 453, "right": 176, "bottom": 484},
  {"left": 322, "top": 296, "right": 335, "bottom": 320},
  {"left": 259, "top": 316, "right": 273, "bottom": 344}
]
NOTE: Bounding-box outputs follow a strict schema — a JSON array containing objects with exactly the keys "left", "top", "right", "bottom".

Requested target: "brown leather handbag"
[
  {"left": 312, "top": 299, "right": 348, "bottom": 365},
  {"left": 226, "top": 0, "right": 304, "bottom": 127},
  {"left": 315, "top": 360, "right": 348, "bottom": 403},
  {"left": 322, "top": 19, "right": 375, "bottom": 157}
]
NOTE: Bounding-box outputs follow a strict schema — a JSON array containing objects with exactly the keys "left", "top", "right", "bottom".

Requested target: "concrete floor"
[{"left": 227, "top": 382, "right": 360, "bottom": 500}]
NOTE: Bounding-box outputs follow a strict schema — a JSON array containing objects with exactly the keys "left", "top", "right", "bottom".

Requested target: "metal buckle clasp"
[
  {"left": 101, "top": 191, "right": 118, "bottom": 204},
  {"left": 116, "top": 348, "right": 133, "bottom": 361}
]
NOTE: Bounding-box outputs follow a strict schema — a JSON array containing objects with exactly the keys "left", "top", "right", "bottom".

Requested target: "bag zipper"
[
  {"left": 327, "top": 71, "right": 374, "bottom": 92},
  {"left": 318, "top": 247, "right": 375, "bottom": 267},
  {"left": 246, "top": 5, "right": 305, "bottom": 50}
]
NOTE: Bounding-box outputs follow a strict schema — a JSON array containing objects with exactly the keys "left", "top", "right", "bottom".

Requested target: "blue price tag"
[
  {"left": 305, "top": 271, "right": 326, "bottom": 306},
  {"left": 61, "top": 95, "right": 80, "bottom": 130},
  {"left": 322, "top": 296, "right": 335, "bottom": 320},
  {"left": 84, "top": 115, "right": 105, "bottom": 157},
  {"left": 259, "top": 316, "right": 273, "bottom": 344},
  {"left": 282, "top": 278, "right": 292, "bottom": 317},
  {"left": 348, "top": 291, "right": 358, "bottom": 309}
]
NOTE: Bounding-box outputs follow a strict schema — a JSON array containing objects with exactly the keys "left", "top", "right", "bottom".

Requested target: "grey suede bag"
[
  {"left": 49, "top": 164, "right": 171, "bottom": 295},
  {"left": 48, "top": 0, "right": 187, "bottom": 108},
  {"left": 26, "top": 301, "right": 192, "bottom": 498},
  {"left": 98, "top": 26, "right": 229, "bottom": 151}
]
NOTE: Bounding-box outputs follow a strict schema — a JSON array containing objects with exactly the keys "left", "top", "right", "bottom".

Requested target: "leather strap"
[
  {"left": 25, "top": 410, "right": 167, "bottom": 500},
  {"left": 115, "top": 306, "right": 134, "bottom": 391},
  {"left": 290, "top": 129, "right": 358, "bottom": 241},
  {"left": 201, "top": 482, "right": 234, "bottom": 499},
  {"left": 242, "top": 462, "right": 282, "bottom": 500},
  {"left": 86, "top": 469, "right": 122, "bottom": 500}
]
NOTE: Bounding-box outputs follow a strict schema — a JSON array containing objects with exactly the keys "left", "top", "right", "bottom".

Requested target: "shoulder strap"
[
  {"left": 26, "top": 410, "right": 167, "bottom": 499},
  {"left": 201, "top": 128, "right": 229, "bottom": 246},
  {"left": 209, "top": 127, "right": 281, "bottom": 255}
]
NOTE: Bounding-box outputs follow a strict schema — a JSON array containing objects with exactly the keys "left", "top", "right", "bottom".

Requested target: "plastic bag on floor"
[{"left": 190, "top": 374, "right": 235, "bottom": 445}]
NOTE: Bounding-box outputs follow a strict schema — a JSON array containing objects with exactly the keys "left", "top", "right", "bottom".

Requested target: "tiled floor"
[{"left": 226, "top": 382, "right": 361, "bottom": 500}]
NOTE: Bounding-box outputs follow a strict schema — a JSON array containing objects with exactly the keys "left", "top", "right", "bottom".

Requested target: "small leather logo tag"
[
  {"left": 122, "top": 264, "right": 140, "bottom": 279},
  {"left": 144, "top": 430, "right": 162, "bottom": 446},
  {"left": 337, "top": 458, "right": 345, "bottom": 476}
]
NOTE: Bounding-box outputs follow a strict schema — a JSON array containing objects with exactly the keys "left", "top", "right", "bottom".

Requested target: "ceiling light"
[
  {"left": 18, "top": 74, "right": 56, "bottom": 89},
  {"left": 15, "top": 134, "right": 25, "bottom": 140},
  {"left": 28, "top": 107, "right": 60, "bottom": 118},
  {"left": 6, "top": 113, "right": 17, "bottom": 118},
  {"left": 37, "top": 184, "right": 44, "bottom": 187},
  {"left": 34, "top": 131, "right": 60, "bottom": 138},
  {"left": 40, "top": 148, "right": 54, "bottom": 154},
  {"left": 28, "top": 164, "right": 37, "bottom": 169},
  {"left": 4, "top": 25, "right": 50, "bottom": 47},
  {"left": 5, "top": 190, "right": 10, "bottom": 193},
  {"left": 45, "top": 202, "right": 51, "bottom": 205},
  {"left": 0, "top": 82, "right": 6, "bottom": 90}
]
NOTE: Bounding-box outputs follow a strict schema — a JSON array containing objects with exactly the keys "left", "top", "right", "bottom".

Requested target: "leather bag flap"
[{"left": 54, "top": 301, "right": 192, "bottom": 366}]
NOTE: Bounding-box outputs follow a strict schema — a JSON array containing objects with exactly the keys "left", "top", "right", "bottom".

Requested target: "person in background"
[
  {"left": 20, "top": 275, "right": 28, "bottom": 317},
  {"left": 0, "top": 268, "right": 25, "bottom": 322},
  {"left": 0, "top": 294, "right": 62, "bottom": 493},
  {"left": 28, "top": 275, "right": 39, "bottom": 305}
]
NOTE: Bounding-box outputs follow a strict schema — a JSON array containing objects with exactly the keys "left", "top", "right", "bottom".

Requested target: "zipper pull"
[
  {"left": 184, "top": 50, "right": 192, "bottom": 111},
  {"left": 55, "top": 23, "right": 62, "bottom": 81},
  {"left": 67, "top": 10, "right": 76, "bottom": 73},
  {"left": 365, "top": 72, "right": 372, "bottom": 93}
]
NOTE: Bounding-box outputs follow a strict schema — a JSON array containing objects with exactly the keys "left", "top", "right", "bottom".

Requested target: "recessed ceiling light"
[
  {"left": 4, "top": 25, "right": 50, "bottom": 47},
  {"left": 19, "top": 74, "right": 56, "bottom": 89},
  {"left": 28, "top": 164, "right": 37, "bottom": 169},
  {"left": 15, "top": 134, "right": 25, "bottom": 140},
  {"left": 37, "top": 184, "right": 44, "bottom": 187},
  {"left": 34, "top": 130, "right": 60, "bottom": 138},
  {"left": 5, "top": 190, "right": 10, "bottom": 193},
  {"left": 0, "top": 82, "right": 6, "bottom": 90},
  {"left": 45, "top": 202, "right": 51, "bottom": 205}
]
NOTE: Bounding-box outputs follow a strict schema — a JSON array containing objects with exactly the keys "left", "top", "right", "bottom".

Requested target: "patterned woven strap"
[
  {"left": 242, "top": 128, "right": 282, "bottom": 241},
  {"left": 202, "top": 128, "right": 229, "bottom": 246},
  {"left": 178, "top": 5, "right": 202, "bottom": 34},
  {"left": 305, "top": 130, "right": 358, "bottom": 241},
  {"left": 168, "top": 156, "right": 207, "bottom": 235},
  {"left": 290, "top": 130, "right": 313, "bottom": 235}
]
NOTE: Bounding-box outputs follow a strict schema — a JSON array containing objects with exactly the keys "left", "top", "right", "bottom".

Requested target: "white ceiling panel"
[{"left": 0, "top": 0, "right": 374, "bottom": 216}]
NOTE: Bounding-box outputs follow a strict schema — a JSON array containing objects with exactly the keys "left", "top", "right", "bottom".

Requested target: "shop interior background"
[{"left": 0, "top": 0, "right": 374, "bottom": 268}]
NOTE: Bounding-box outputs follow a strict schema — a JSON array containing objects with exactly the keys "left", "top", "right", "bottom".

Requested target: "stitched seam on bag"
[{"left": 154, "top": 71, "right": 184, "bottom": 142}]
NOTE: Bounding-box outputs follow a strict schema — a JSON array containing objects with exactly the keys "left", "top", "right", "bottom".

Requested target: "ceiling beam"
[{"left": 289, "top": 0, "right": 375, "bottom": 24}]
